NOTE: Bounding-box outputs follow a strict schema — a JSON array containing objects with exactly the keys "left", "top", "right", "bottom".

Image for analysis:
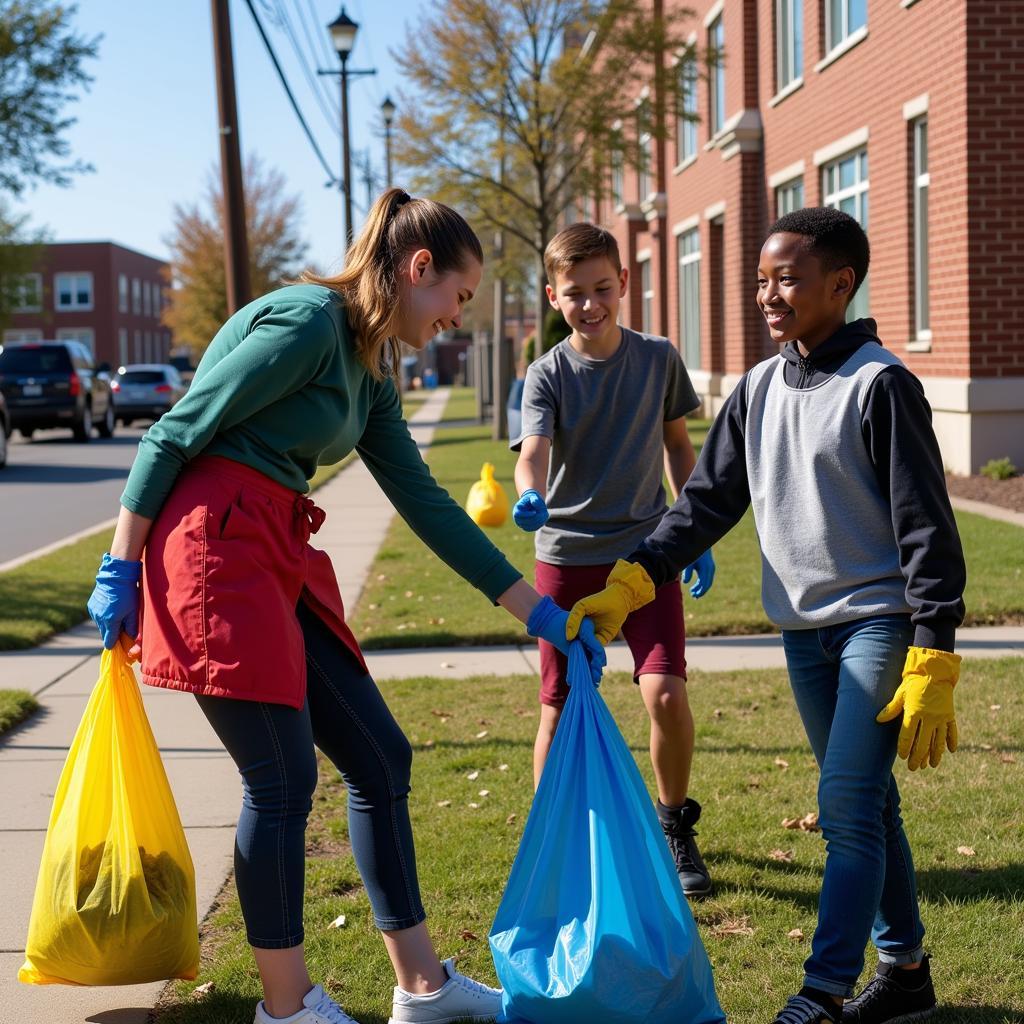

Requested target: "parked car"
[
  {"left": 0, "top": 388, "right": 10, "bottom": 468},
  {"left": 0, "top": 340, "right": 115, "bottom": 442},
  {"left": 111, "top": 363, "right": 187, "bottom": 425}
]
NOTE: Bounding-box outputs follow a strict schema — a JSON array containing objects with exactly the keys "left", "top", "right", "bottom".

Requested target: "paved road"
[{"left": 0, "top": 426, "right": 147, "bottom": 564}]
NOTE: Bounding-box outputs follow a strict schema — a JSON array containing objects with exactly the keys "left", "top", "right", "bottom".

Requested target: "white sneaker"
[
  {"left": 254, "top": 983, "right": 362, "bottom": 1024},
  {"left": 388, "top": 957, "right": 502, "bottom": 1023}
]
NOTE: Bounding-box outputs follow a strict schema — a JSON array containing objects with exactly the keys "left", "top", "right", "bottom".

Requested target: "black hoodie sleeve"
[
  {"left": 862, "top": 367, "right": 966, "bottom": 652},
  {"left": 628, "top": 375, "right": 753, "bottom": 587}
]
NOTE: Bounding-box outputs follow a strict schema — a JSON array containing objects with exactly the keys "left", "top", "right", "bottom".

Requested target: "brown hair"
[
  {"left": 544, "top": 222, "right": 622, "bottom": 285},
  {"left": 304, "top": 188, "right": 483, "bottom": 380}
]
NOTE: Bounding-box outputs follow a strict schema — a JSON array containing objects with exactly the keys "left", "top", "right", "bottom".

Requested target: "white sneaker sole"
[{"left": 388, "top": 1013, "right": 498, "bottom": 1024}]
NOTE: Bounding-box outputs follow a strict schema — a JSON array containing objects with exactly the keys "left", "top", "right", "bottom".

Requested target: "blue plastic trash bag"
[{"left": 490, "top": 642, "right": 725, "bottom": 1024}]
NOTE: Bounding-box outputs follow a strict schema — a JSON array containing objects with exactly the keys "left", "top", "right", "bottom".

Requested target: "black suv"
[{"left": 0, "top": 340, "right": 116, "bottom": 442}]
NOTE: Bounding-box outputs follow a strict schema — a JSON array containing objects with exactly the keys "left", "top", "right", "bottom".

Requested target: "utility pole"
[
  {"left": 210, "top": 0, "right": 251, "bottom": 312},
  {"left": 356, "top": 150, "right": 375, "bottom": 209},
  {"left": 491, "top": 101, "right": 509, "bottom": 441}
]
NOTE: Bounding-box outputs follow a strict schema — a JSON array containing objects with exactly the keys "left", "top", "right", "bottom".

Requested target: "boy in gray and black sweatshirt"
[{"left": 566, "top": 208, "right": 966, "bottom": 1024}]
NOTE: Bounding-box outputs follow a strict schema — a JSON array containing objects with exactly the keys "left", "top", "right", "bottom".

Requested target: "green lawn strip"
[
  {"left": 350, "top": 410, "right": 1024, "bottom": 649},
  {"left": 156, "top": 655, "right": 1024, "bottom": 1024},
  {"left": 0, "top": 688, "right": 39, "bottom": 733}
]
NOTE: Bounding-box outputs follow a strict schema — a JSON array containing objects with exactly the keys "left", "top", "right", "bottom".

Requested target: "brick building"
[
  {"left": 2, "top": 242, "right": 172, "bottom": 369},
  {"left": 583, "top": 0, "right": 1024, "bottom": 474}
]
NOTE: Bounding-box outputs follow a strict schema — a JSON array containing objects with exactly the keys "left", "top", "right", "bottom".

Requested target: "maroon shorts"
[{"left": 534, "top": 559, "right": 687, "bottom": 708}]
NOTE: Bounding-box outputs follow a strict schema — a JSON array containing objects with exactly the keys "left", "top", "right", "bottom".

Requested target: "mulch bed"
[{"left": 945, "top": 473, "right": 1024, "bottom": 514}]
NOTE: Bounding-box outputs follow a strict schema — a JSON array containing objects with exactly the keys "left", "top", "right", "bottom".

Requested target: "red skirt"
[{"left": 139, "top": 455, "right": 367, "bottom": 708}]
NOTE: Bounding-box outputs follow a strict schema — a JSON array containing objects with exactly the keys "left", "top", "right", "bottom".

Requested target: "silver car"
[{"left": 111, "top": 363, "right": 187, "bottom": 426}]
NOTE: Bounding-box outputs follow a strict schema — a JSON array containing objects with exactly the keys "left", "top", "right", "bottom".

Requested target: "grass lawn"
[
  {"left": 0, "top": 688, "right": 38, "bottom": 733},
  {"left": 155, "top": 655, "right": 1024, "bottom": 1024},
  {"left": 350, "top": 399, "right": 1024, "bottom": 649}
]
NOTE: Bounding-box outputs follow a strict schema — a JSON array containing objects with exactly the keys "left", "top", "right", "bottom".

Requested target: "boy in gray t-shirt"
[{"left": 511, "top": 222, "right": 716, "bottom": 898}]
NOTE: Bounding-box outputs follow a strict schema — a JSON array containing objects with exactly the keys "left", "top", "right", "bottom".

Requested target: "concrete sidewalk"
[{"left": 2, "top": 385, "right": 1023, "bottom": 1023}]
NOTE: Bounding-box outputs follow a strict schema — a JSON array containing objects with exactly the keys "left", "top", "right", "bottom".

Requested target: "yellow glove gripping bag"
[
  {"left": 19, "top": 639, "right": 199, "bottom": 986},
  {"left": 466, "top": 462, "right": 509, "bottom": 527}
]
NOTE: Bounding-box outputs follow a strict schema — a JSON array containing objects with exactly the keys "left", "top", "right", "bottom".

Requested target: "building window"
[
  {"left": 54, "top": 272, "right": 93, "bottom": 311},
  {"left": 3, "top": 328, "right": 44, "bottom": 344},
  {"left": 912, "top": 117, "right": 930, "bottom": 340},
  {"left": 776, "top": 0, "right": 802, "bottom": 91},
  {"left": 56, "top": 327, "right": 95, "bottom": 355},
  {"left": 640, "top": 257, "right": 654, "bottom": 334},
  {"left": 677, "top": 51, "right": 698, "bottom": 165},
  {"left": 10, "top": 273, "right": 42, "bottom": 312},
  {"left": 132, "top": 278, "right": 141, "bottom": 315},
  {"left": 708, "top": 14, "right": 726, "bottom": 136},
  {"left": 677, "top": 228, "right": 702, "bottom": 370},
  {"left": 143, "top": 281, "right": 151, "bottom": 317},
  {"left": 118, "top": 273, "right": 128, "bottom": 313},
  {"left": 134, "top": 329, "right": 142, "bottom": 361},
  {"left": 153, "top": 282, "right": 162, "bottom": 318},
  {"left": 822, "top": 147, "right": 869, "bottom": 320},
  {"left": 637, "top": 101, "right": 653, "bottom": 202},
  {"left": 776, "top": 177, "right": 805, "bottom": 216},
  {"left": 826, "top": 0, "right": 867, "bottom": 54},
  {"left": 611, "top": 140, "right": 624, "bottom": 208},
  {"left": 118, "top": 327, "right": 128, "bottom": 367}
]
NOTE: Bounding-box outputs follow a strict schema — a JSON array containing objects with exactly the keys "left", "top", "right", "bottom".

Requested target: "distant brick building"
[
  {"left": 3, "top": 241, "right": 172, "bottom": 369},
  {"left": 580, "top": 0, "right": 1024, "bottom": 474}
]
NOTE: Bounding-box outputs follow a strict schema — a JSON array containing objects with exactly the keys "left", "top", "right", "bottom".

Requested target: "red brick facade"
[
  {"left": 584, "top": 0, "right": 1024, "bottom": 473},
  {"left": 3, "top": 242, "right": 172, "bottom": 370}
]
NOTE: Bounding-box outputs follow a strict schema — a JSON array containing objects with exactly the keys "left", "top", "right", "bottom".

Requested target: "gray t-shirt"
[{"left": 511, "top": 327, "right": 700, "bottom": 564}]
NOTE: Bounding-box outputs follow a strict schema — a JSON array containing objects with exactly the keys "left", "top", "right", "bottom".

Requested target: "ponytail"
[{"left": 304, "top": 187, "right": 483, "bottom": 381}]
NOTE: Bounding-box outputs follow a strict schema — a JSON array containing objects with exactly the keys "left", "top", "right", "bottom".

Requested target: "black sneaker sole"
[
  {"left": 680, "top": 877, "right": 713, "bottom": 899},
  {"left": 843, "top": 1005, "right": 937, "bottom": 1024}
]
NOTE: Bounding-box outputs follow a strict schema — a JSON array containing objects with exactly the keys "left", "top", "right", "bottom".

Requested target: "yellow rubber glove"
[
  {"left": 876, "top": 646, "right": 961, "bottom": 770},
  {"left": 566, "top": 559, "right": 656, "bottom": 646}
]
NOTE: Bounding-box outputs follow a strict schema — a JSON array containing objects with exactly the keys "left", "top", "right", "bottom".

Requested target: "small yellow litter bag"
[
  {"left": 466, "top": 462, "right": 509, "bottom": 527},
  {"left": 19, "top": 640, "right": 199, "bottom": 986}
]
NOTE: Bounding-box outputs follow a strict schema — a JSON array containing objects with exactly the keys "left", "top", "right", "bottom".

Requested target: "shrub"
[{"left": 979, "top": 457, "right": 1017, "bottom": 481}]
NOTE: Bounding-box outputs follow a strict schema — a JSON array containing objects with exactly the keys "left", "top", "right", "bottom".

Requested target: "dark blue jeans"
[
  {"left": 781, "top": 614, "right": 925, "bottom": 998},
  {"left": 196, "top": 601, "right": 425, "bottom": 948}
]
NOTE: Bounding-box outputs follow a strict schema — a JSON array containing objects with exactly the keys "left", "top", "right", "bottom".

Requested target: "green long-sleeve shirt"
[{"left": 121, "top": 284, "right": 521, "bottom": 602}]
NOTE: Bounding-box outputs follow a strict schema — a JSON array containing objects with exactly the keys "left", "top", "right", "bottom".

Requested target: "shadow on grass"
[
  {"left": 146, "top": 991, "right": 262, "bottom": 1024},
  {"left": 917, "top": 865, "right": 1024, "bottom": 904},
  {"left": 931, "top": 1007, "right": 1024, "bottom": 1024}
]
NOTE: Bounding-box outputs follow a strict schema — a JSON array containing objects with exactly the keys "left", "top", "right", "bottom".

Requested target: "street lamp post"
[
  {"left": 381, "top": 95, "right": 396, "bottom": 188},
  {"left": 320, "top": 7, "right": 375, "bottom": 252}
]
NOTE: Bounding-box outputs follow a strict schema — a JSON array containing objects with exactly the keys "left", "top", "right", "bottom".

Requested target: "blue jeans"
[
  {"left": 781, "top": 614, "right": 925, "bottom": 998},
  {"left": 195, "top": 601, "right": 425, "bottom": 948}
]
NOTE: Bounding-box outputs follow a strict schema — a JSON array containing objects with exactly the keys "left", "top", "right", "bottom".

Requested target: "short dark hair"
[
  {"left": 544, "top": 222, "right": 622, "bottom": 283},
  {"left": 766, "top": 206, "right": 871, "bottom": 299}
]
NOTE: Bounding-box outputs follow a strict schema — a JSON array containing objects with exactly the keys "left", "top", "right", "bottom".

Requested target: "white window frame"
[
  {"left": 821, "top": 146, "right": 870, "bottom": 320},
  {"left": 775, "top": 176, "right": 805, "bottom": 216},
  {"left": 54, "top": 272, "right": 94, "bottom": 311},
  {"left": 639, "top": 257, "right": 654, "bottom": 335},
  {"left": 11, "top": 273, "right": 42, "bottom": 312},
  {"left": 677, "top": 50, "right": 699, "bottom": 166},
  {"left": 776, "top": 0, "right": 803, "bottom": 92},
  {"left": 826, "top": 0, "right": 867, "bottom": 55},
  {"left": 637, "top": 101, "right": 653, "bottom": 202},
  {"left": 56, "top": 327, "right": 95, "bottom": 355},
  {"left": 677, "top": 228, "right": 702, "bottom": 370},
  {"left": 912, "top": 116, "right": 930, "bottom": 344},
  {"left": 3, "top": 328, "right": 44, "bottom": 344},
  {"left": 708, "top": 15, "right": 726, "bottom": 137},
  {"left": 118, "top": 273, "right": 128, "bottom": 313}
]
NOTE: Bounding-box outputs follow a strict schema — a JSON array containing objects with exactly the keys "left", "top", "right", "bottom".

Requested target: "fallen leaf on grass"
[
  {"left": 437, "top": 800, "right": 451, "bottom": 807},
  {"left": 431, "top": 709, "right": 454, "bottom": 718},
  {"left": 782, "top": 813, "right": 820, "bottom": 832},
  {"left": 769, "top": 849, "right": 794, "bottom": 863},
  {"left": 328, "top": 914, "right": 347, "bottom": 929},
  {"left": 405, "top": 590, "right": 414, "bottom": 598},
  {"left": 956, "top": 846, "right": 976, "bottom": 857},
  {"left": 468, "top": 802, "right": 479, "bottom": 809},
  {"left": 990, "top": 704, "right": 1002, "bottom": 711},
  {"left": 979, "top": 743, "right": 994, "bottom": 751},
  {"left": 191, "top": 982, "right": 216, "bottom": 999},
  {"left": 479, "top": 789, "right": 490, "bottom": 797},
  {"left": 711, "top": 915, "right": 754, "bottom": 937},
  {"left": 506, "top": 813, "right": 517, "bottom": 825},
  {"left": 713, "top": 708, "right": 724, "bottom": 719},
  {"left": 774, "top": 757, "right": 790, "bottom": 770},
  {"left": 423, "top": 740, "right": 435, "bottom": 748},
  {"left": 467, "top": 770, "right": 480, "bottom": 781},
  {"left": 476, "top": 730, "right": 489, "bottom": 739},
  {"left": 499, "top": 764, "right": 510, "bottom": 771},
  {"left": 1000, "top": 754, "right": 1017, "bottom": 764},
  {"left": 376, "top": 573, "right": 388, "bottom": 581},
  {"left": 460, "top": 929, "right": 479, "bottom": 941},
  {"left": 787, "top": 928, "right": 805, "bottom": 941}
]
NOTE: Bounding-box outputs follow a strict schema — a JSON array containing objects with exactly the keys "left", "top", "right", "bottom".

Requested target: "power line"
[
  {"left": 241, "top": 0, "right": 339, "bottom": 187},
  {"left": 272, "top": 0, "right": 341, "bottom": 133}
]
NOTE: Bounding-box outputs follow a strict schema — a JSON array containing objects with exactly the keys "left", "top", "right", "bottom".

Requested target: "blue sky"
[{"left": 14, "top": 0, "right": 425, "bottom": 275}]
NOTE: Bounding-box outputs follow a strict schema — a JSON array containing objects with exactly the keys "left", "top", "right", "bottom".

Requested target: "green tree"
[
  {"left": 393, "top": 0, "right": 704, "bottom": 339},
  {"left": 0, "top": 1, "right": 99, "bottom": 196},
  {"left": 162, "top": 156, "right": 309, "bottom": 356},
  {"left": 0, "top": 201, "right": 47, "bottom": 334}
]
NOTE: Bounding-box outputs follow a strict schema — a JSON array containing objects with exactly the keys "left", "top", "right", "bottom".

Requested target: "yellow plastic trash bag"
[
  {"left": 19, "top": 640, "right": 199, "bottom": 986},
  {"left": 466, "top": 462, "right": 509, "bottom": 527}
]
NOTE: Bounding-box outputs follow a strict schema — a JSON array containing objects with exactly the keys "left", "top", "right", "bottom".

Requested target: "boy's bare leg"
[
  {"left": 533, "top": 703, "right": 563, "bottom": 790},
  {"left": 638, "top": 673, "right": 693, "bottom": 805}
]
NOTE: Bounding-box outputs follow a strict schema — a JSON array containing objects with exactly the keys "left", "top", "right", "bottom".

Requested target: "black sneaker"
[
  {"left": 842, "top": 956, "right": 937, "bottom": 1024},
  {"left": 658, "top": 797, "right": 712, "bottom": 898},
  {"left": 772, "top": 994, "right": 840, "bottom": 1024}
]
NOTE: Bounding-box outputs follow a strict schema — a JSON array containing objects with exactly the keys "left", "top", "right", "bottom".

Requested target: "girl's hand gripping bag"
[
  {"left": 489, "top": 642, "right": 725, "bottom": 1024},
  {"left": 466, "top": 462, "right": 509, "bottom": 527},
  {"left": 19, "top": 639, "right": 199, "bottom": 986}
]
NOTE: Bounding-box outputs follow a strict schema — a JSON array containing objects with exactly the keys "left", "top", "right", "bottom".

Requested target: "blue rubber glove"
[
  {"left": 527, "top": 595, "right": 606, "bottom": 686},
  {"left": 87, "top": 553, "right": 142, "bottom": 649},
  {"left": 682, "top": 549, "right": 715, "bottom": 599},
  {"left": 513, "top": 489, "right": 549, "bottom": 532}
]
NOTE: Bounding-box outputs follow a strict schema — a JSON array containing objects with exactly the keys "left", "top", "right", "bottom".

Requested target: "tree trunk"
[{"left": 535, "top": 249, "right": 548, "bottom": 357}]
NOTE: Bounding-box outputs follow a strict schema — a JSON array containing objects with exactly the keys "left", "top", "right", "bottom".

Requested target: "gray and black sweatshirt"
[{"left": 629, "top": 319, "right": 966, "bottom": 652}]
